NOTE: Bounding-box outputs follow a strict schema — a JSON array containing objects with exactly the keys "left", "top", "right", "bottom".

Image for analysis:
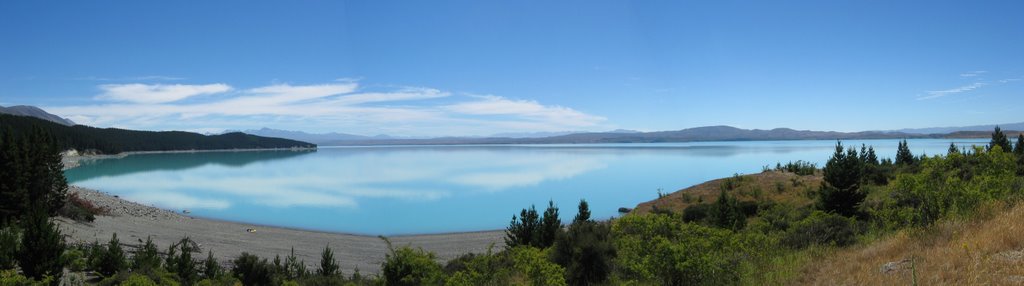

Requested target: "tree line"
[{"left": 0, "top": 114, "right": 315, "bottom": 155}]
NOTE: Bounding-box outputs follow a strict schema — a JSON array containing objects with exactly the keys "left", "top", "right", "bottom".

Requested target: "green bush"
[
  {"left": 380, "top": 238, "right": 445, "bottom": 286},
  {"left": 232, "top": 253, "right": 273, "bottom": 286},
  {"left": 682, "top": 203, "right": 712, "bottom": 223},
  {"left": 444, "top": 248, "right": 512, "bottom": 286},
  {"left": 0, "top": 226, "right": 18, "bottom": 269},
  {"left": 122, "top": 274, "right": 159, "bottom": 286},
  {"left": 782, "top": 211, "right": 861, "bottom": 249},
  {"left": 63, "top": 248, "right": 87, "bottom": 272},
  {"left": 1, "top": 269, "right": 53, "bottom": 286},
  {"left": 550, "top": 221, "right": 615, "bottom": 286},
  {"left": 509, "top": 247, "right": 566, "bottom": 286},
  {"left": 613, "top": 214, "right": 746, "bottom": 285}
]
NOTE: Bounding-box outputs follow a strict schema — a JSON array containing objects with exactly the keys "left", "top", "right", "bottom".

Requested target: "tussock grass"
[{"left": 796, "top": 202, "right": 1024, "bottom": 285}]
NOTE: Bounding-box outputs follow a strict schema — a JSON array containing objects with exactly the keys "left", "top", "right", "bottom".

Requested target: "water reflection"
[{"left": 65, "top": 139, "right": 989, "bottom": 234}]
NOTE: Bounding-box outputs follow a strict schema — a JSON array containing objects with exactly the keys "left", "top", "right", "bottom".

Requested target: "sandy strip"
[{"left": 56, "top": 186, "right": 505, "bottom": 275}]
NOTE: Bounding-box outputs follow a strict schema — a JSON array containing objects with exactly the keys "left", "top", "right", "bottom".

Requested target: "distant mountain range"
[
  {"left": 4, "top": 105, "right": 1019, "bottom": 147},
  {"left": 0, "top": 105, "right": 76, "bottom": 126},
  {"left": 239, "top": 127, "right": 392, "bottom": 144},
  {"left": 886, "top": 122, "right": 1024, "bottom": 135}
]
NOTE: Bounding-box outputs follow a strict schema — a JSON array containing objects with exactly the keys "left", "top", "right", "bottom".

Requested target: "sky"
[{"left": 1, "top": 1, "right": 1022, "bottom": 136}]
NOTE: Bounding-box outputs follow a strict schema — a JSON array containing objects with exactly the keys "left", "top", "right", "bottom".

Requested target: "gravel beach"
[{"left": 56, "top": 186, "right": 505, "bottom": 275}]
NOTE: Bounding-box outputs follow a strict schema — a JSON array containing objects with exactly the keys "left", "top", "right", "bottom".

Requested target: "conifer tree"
[
  {"left": 989, "top": 126, "right": 1012, "bottom": 152},
  {"left": 573, "top": 199, "right": 591, "bottom": 224},
  {"left": 97, "top": 233, "right": 127, "bottom": 276},
  {"left": 948, "top": 142, "right": 960, "bottom": 156},
  {"left": 539, "top": 200, "right": 562, "bottom": 248},
  {"left": 711, "top": 191, "right": 746, "bottom": 230},
  {"left": 895, "top": 139, "right": 915, "bottom": 165},
  {"left": 317, "top": 245, "right": 340, "bottom": 277},
  {"left": 818, "top": 142, "right": 866, "bottom": 217},
  {"left": 132, "top": 236, "right": 161, "bottom": 271},
  {"left": 505, "top": 205, "right": 540, "bottom": 248},
  {"left": 865, "top": 146, "right": 879, "bottom": 165},
  {"left": 203, "top": 250, "right": 221, "bottom": 279},
  {"left": 17, "top": 204, "right": 65, "bottom": 280}
]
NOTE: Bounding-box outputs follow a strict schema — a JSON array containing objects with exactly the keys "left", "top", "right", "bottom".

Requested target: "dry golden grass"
[
  {"left": 796, "top": 202, "right": 1024, "bottom": 285},
  {"left": 631, "top": 170, "right": 822, "bottom": 215}
]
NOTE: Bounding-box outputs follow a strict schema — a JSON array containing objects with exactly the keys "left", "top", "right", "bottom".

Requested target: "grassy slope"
[
  {"left": 631, "top": 170, "right": 1024, "bottom": 285},
  {"left": 796, "top": 202, "right": 1024, "bottom": 285},
  {"left": 631, "top": 170, "right": 823, "bottom": 215}
]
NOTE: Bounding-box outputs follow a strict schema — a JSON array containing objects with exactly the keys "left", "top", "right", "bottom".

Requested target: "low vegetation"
[{"left": 2, "top": 126, "right": 1023, "bottom": 285}]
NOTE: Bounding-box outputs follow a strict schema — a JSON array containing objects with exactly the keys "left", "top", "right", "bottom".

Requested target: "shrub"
[
  {"left": 232, "top": 253, "right": 273, "bottom": 286},
  {"left": 1, "top": 269, "right": 53, "bottom": 286},
  {"left": 57, "top": 193, "right": 108, "bottom": 222},
  {"left": 509, "top": 247, "right": 566, "bottom": 286},
  {"left": 550, "top": 221, "right": 615, "bottom": 286},
  {"left": 682, "top": 203, "right": 712, "bottom": 223},
  {"left": 63, "top": 248, "right": 87, "bottom": 272},
  {"left": 380, "top": 238, "right": 444, "bottom": 286},
  {"left": 782, "top": 211, "right": 861, "bottom": 249},
  {"left": 0, "top": 226, "right": 18, "bottom": 269},
  {"left": 122, "top": 274, "right": 159, "bottom": 286},
  {"left": 710, "top": 191, "right": 746, "bottom": 231},
  {"left": 444, "top": 247, "right": 512, "bottom": 286},
  {"left": 613, "top": 214, "right": 746, "bottom": 285}
]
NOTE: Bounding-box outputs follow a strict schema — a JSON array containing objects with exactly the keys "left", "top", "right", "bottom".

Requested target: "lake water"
[{"left": 64, "top": 139, "right": 988, "bottom": 235}]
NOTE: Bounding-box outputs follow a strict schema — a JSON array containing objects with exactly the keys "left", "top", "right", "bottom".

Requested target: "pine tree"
[
  {"left": 989, "top": 126, "right": 1012, "bottom": 152},
  {"left": 539, "top": 200, "right": 562, "bottom": 248},
  {"left": 132, "top": 236, "right": 161, "bottom": 271},
  {"left": 505, "top": 205, "right": 540, "bottom": 248},
  {"left": 203, "top": 250, "right": 221, "bottom": 279},
  {"left": 818, "top": 141, "right": 866, "bottom": 217},
  {"left": 573, "top": 199, "right": 591, "bottom": 224},
  {"left": 711, "top": 191, "right": 746, "bottom": 230},
  {"left": 24, "top": 126, "right": 67, "bottom": 216},
  {"left": 17, "top": 204, "right": 65, "bottom": 280},
  {"left": 0, "top": 128, "right": 28, "bottom": 224},
  {"left": 866, "top": 146, "right": 879, "bottom": 165},
  {"left": 97, "top": 233, "right": 127, "bottom": 276},
  {"left": 896, "top": 139, "right": 915, "bottom": 165},
  {"left": 170, "top": 237, "right": 200, "bottom": 285},
  {"left": 948, "top": 142, "right": 960, "bottom": 155},
  {"left": 317, "top": 245, "right": 340, "bottom": 277}
]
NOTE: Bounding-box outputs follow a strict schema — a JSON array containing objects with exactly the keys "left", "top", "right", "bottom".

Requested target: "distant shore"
[{"left": 56, "top": 186, "right": 505, "bottom": 274}]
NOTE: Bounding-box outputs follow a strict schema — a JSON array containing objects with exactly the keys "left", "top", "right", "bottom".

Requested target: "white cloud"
[
  {"left": 959, "top": 70, "right": 987, "bottom": 77},
  {"left": 445, "top": 95, "right": 606, "bottom": 127},
  {"left": 918, "top": 82, "right": 986, "bottom": 100},
  {"left": 46, "top": 80, "right": 608, "bottom": 136},
  {"left": 97, "top": 83, "right": 232, "bottom": 104}
]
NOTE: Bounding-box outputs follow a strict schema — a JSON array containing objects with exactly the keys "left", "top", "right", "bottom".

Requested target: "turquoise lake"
[{"left": 64, "top": 139, "right": 988, "bottom": 235}]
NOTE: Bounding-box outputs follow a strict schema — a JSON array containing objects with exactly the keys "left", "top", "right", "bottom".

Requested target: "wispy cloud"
[
  {"left": 918, "top": 82, "right": 986, "bottom": 100},
  {"left": 445, "top": 95, "right": 606, "bottom": 127},
  {"left": 97, "top": 83, "right": 232, "bottom": 104},
  {"left": 75, "top": 75, "right": 185, "bottom": 81},
  {"left": 959, "top": 70, "right": 987, "bottom": 77},
  {"left": 45, "top": 80, "right": 606, "bottom": 136}
]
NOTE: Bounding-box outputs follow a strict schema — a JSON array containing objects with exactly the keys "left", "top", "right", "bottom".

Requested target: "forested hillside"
[{"left": 0, "top": 114, "right": 315, "bottom": 154}]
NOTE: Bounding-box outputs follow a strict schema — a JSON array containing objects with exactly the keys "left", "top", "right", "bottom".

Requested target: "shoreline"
[{"left": 57, "top": 186, "right": 505, "bottom": 274}]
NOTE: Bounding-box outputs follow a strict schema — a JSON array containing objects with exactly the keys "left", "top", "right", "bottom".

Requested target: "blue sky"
[{"left": 1, "top": 1, "right": 1022, "bottom": 136}]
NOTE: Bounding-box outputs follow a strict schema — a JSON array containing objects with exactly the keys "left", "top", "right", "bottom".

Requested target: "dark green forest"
[{"left": 0, "top": 114, "right": 315, "bottom": 154}]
